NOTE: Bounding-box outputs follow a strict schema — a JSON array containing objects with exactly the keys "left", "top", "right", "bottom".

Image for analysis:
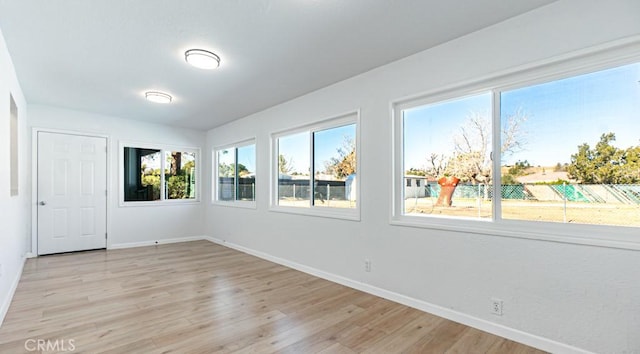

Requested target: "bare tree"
[
  {"left": 501, "top": 107, "right": 528, "bottom": 157},
  {"left": 325, "top": 136, "right": 356, "bottom": 179},
  {"left": 426, "top": 153, "right": 447, "bottom": 179},
  {"left": 446, "top": 112, "right": 491, "bottom": 184},
  {"left": 445, "top": 109, "right": 527, "bottom": 185}
]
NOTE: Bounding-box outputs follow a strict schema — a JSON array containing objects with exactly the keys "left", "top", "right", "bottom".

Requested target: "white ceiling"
[{"left": 0, "top": 0, "right": 555, "bottom": 130}]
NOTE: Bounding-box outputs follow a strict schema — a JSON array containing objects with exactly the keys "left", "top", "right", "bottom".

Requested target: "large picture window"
[
  {"left": 394, "top": 58, "right": 640, "bottom": 242},
  {"left": 214, "top": 140, "right": 256, "bottom": 206},
  {"left": 402, "top": 93, "right": 493, "bottom": 219},
  {"left": 499, "top": 62, "right": 640, "bottom": 227},
  {"left": 273, "top": 113, "right": 358, "bottom": 219},
  {"left": 121, "top": 144, "right": 198, "bottom": 205}
]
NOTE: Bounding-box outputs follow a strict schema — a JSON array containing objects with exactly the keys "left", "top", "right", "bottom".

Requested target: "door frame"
[{"left": 31, "top": 128, "right": 111, "bottom": 256}]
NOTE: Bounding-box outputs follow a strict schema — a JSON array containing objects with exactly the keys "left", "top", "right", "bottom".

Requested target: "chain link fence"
[
  {"left": 404, "top": 178, "right": 640, "bottom": 226},
  {"left": 277, "top": 179, "right": 357, "bottom": 208},
  {"left": 218, "top": 177, "right": 255, "bottom": 201}
]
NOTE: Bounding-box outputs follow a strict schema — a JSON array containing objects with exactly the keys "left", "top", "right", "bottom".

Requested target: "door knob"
[{"left": 39, "top": 201, "right": 47, "bottom": 206}]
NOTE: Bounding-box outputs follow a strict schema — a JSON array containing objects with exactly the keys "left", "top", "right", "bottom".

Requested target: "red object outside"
[{"left": 435, "top": 176, "right": 460, "bottom": 206}]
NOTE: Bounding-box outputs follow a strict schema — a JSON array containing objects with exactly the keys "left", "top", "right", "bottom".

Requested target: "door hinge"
[{"left": 105, "top": 233, "right": 108, "bottom": 239}]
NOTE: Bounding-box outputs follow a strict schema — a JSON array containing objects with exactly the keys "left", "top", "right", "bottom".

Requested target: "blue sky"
[
  {"left": 237, "top": 144, "right": 256, "bottom": 173},
  {"left": 404, "top": 62, "right": 640, "bottom": 170},
  {"left": 217, "top": 148, "right": 234, "bottom": 170},
  {"left": 314, "top": 124, "right": 356, "bottom": 174},
  {"left": 278, "top": 131, "right": 309, "bottom": 174},
  {"left": 217, "top": 145, "right": 256, "bottom": 175},
  {"left": 274, "top": 62, "right": 640, "bottom": 175},
  {"left": 404, "top": 93, "right": 491, "bottom": 169}
]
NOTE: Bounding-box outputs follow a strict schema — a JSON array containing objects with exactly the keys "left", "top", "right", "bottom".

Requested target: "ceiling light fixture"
[
  {"left": 145, "top": 91, "right": 172, "bottom": 104},
  {"left": 185, "top": 49, "right": 220, "bottom": 69}
]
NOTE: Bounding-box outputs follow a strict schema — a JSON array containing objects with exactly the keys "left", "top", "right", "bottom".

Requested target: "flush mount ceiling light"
[
  {"left": 145, "top": 91, "right": 172, "bottom": 104},
  {"left": 185, "top": 49, "right": 220, "bottom": 69}
]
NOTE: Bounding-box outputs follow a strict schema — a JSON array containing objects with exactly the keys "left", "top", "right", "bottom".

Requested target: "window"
[
  {"left": 278, "top": 132, "right": 310, "bottom": 206},
  {"left": 401, "top": 93, "right": 493, "bottom": 219},
  {"left": 394, "top": 54, "right": 640, "bottom": 247},
  {"left": 499, "top": 62, "right": 640, "bottom": 228},
  {"left": 217, "top": 147, "right": 236, "bottom": 201},
  {"left": 273, "top": 113, "right": 358, "bottom": 219},
  {"left": 121, "top": 143, "right": 198, "bottom": 205},
  {"left": 165, "top": 150, "right": 197, "bottom": 200},
  {"left": 124, "top": 147, "right": 161, "bottom": 202},
  {"left": 313, "top": 124, "right": 357, "bottom": 209},
  {"left": 214, "top": 140, "right": 256, "bottom": 206}
]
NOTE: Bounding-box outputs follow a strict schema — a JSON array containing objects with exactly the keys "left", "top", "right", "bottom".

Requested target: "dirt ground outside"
[
  {"left": 404, "top": 197, "right": 640, "bottom": 227},
  {"left": 278, "top": 196, "right": 639, "bottom": 227},
  {"left": 278, "top": 198, "right": 356, "bottom": 209}
]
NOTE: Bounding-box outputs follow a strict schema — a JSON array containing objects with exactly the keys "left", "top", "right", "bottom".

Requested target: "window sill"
[
  {"left": 119, "top": 199, "right": 200, "bottom": 207},
  {"left": 212, "top": 200, "right": 257, "bottom": 209},
  {"left": 390, "top": 215, "right": 640, "bottom": 251},
  {"left": 270, "top": 204, "right": 360, "bottom": 221}
]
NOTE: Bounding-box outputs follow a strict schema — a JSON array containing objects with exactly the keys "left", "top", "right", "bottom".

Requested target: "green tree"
[
  {"left": 278, "top": 155, "right": 294, "bottom": 174},
  {"left": 501, "top": 174, "right": 520, "bottom": 185},
  {"left": 167, "top": 176, "right": 187, "bottom": 199},
  {"left": 183, "top": 160, "right": 195, "bottom": 173},
  {"left": 141, "top": 173, "right": 160, "bottom": 200},
  {"left": 237, "top": 164, "right": 250, "bottom": 177},
  {"left": 406, "top": 167, "right": 426, "bottom": 176},
  {"left": 553, "top": 162, "right": 568, "bottom": 172},
  {"left": 218, "top": 162, "right": 248, "bottom": 177},
  {"left": 567, "top": 132, "right": 640, "bottom": 184},
  {"left": 508, "top": 160, "right": 531, "bottom": 176}
]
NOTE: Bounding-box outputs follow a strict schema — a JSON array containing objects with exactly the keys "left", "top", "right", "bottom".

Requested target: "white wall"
[
  {"left": 205, "top": 1, "right": 640, "bottom": 353},
  {"left": 0, "top": 28, "right": 30, "bottom": 325},
  {"left": 28, "top": 104, "right": 207, "bottom": 249}
]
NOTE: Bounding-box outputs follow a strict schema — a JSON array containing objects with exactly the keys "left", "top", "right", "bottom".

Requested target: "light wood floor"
[{"left": 0, "top": 241, "right": 545, "bottom": 353}]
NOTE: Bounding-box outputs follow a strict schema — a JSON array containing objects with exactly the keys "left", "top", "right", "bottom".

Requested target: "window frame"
[
  {"left": 391, "top": 38, "right": 640, "bottom": 250},
  {"left": 270, "top": 111, "right": 360, "bottom": 221},
  {"left": 119, "top": 141, "right": 201, "bottom": 207},
  {"left": 212, "top": 138, "right": 257, "bottom": 209}
]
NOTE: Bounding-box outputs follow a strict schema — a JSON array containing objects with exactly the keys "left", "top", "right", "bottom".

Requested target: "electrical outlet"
[
  {"left": 491, "top": 298, "right": 503, "bottom": 316},
  {"left": 364, "top": 259, "right": 371, "bottom": 272}
]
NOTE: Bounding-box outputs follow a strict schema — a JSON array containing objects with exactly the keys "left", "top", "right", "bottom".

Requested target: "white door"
[{"left": 37, "top": 132, "right": 107, "bottom": 255}]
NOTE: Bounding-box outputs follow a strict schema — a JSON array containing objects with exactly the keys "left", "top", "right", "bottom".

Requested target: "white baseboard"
[
  {"left": 109, "top": 236, "right": 207, "bottom": 250},
  {"left": 0, "top": 255, "right": 27, "bottom": 328},
  {"left": 203, "top": 236, "right": 592, "bottom": 354}
]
